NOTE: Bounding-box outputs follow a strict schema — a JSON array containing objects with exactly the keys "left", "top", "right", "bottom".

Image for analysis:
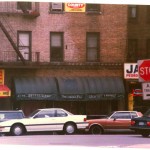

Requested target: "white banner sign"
[{"left": 124, "top": 63, "right": 138, "bottom": 79}]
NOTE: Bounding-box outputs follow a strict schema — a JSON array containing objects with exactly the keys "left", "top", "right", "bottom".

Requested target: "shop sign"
[
  {"left": 86, "top": 94, "right": 124, "bottom": 100},
  {"left": 61, "top": 94, "right": 83, "bottom": 100},
  {"left": 142, "top": 82, "right": 150, "bottom": 100},
  {"left": 16, "top": 94, "right": 56, "bottom": 100},
  {"left": 0, "top": 70, "right": 4, "bottom": 85},
  {"left": 124, "top": 63, "right": 138, "bottom": 79},
  {"left": 138, "top": 59, "right": 150, "bottom": 82},
  {"left": 65, "top": 3, "right": 85, "bottom": 12},
  {"left": 132, "top": 89, "right": 142, "bottom": 96}
]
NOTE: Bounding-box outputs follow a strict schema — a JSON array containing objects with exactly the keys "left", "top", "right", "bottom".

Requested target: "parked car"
[
  {"left": 0, "top": 108, "right": 88, "bottom": 136},
  {"left": 130, "top": 109, "right": 150, "bottom": 137},
  {"left": 86, "top": 111, "right": 143, "bottom": 134},
  {"left": 0, "top": 110, "right": 25, "bottom": 122}
]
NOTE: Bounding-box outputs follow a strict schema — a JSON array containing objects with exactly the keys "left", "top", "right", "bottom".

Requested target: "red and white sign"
[
  {"left": 138, "top": 59, "right": 150, "bottom": 82},
  {"left": 124, "top": 63, "right": 138, "bottom": 79}
]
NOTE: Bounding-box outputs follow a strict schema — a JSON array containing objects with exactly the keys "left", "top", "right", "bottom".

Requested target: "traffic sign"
[
  {"left": 138, "top": 59, "right": 150, "bottom": 82},
  {"left": 142, "top": 82, "right": 150, "bottom": 100}
]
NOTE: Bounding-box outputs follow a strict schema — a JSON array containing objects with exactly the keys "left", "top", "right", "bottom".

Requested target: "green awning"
[
  {"left": 56, "top": 77, "right": 85, "bottom": 100},
  {"left": 14, "top": 77, "right": 58, "bottom": 100},
  {"left": 13, "top": 76, "right": 125, "bottom": 101}
]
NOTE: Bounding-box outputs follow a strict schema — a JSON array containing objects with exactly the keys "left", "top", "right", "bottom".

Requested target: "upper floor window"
[
  {"left": 86, "top": 32, "right": 100, "bottom": 62},
  {"left": 17, "top": 31, "right": 31, "bottom": 61},
  {"left": 127, "top": 39, "right": 138, "bottom": 62},
  {"left": 17, "top": 2, "right": 32, "bottom": 10},
  {"left": 50, "top": 32, "right": 64, "bottom": 62},
  {"left": 147, "top": 6, "right": 150, "bottom": 23},
  {"left": 86, "top": 4, "right": 100, "bottom": 14},
  {"left": 146, "top": 39, "right": 150, "bottom": 58},
  {"left": 128, "top": 5, "right": 138, "bottom": 23},
  {"left": 50, "top": 2, "right": 64, "bottom": 13}
]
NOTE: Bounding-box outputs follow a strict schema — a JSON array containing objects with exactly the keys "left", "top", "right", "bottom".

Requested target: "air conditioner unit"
[{"left": 52, "top": 3, "right": 62, "bottom": 10}]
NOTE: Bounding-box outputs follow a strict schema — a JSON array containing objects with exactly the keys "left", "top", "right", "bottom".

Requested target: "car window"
[
  {"left": 130, "top": 112, "right": 138, "bottom": 118},
  {"left": 56, "top": 110, "right": 67, "bottom": 117},
  {"left": 0, "top": 112, "right": 24, "bottom": 120},
  {"left": 34, "top": 110, "right": 55, "bottom": 118},
  {"left": 111, "top": 112, "right": 131, "bottom": 119}
]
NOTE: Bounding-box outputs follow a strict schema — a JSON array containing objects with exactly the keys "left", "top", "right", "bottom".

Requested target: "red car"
[{"left": 86, "top": 111, "right": 143, "bottom": 134}]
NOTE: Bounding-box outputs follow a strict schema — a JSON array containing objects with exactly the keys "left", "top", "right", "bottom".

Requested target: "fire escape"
[{"left": 0, "top": 2, "right": 40, "bottom": 65}]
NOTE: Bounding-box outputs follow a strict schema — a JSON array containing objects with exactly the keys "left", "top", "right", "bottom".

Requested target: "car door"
[
  {"left": 105, "top": 112, "right": 131, "bottom": 129},
  {"left": 26, "top": 109, "right": 58, "bottom": 132}
]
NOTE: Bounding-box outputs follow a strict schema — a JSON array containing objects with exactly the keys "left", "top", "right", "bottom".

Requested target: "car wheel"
[
  {"left": 142, "top": 132, "right": 149, "bottom": 138},
  {"left": 10, "top": 124, "right": 25, "bottom": 136},
  {"left": 90, "top": 125, "right": 103, "bottom": 134},
  {"left": 64, "top": 123, "right": 76, "bottom": 135}
]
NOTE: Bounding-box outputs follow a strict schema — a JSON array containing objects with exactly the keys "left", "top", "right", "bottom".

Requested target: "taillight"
[
  {"left": 131, "top": 120, "right": 135, "bottom": 126},
  {"left": 84, "top": 118, "right": 87, "bottom": 121},
  {"left": 147, "top": 122, "right": 150, "bottom": 126}
]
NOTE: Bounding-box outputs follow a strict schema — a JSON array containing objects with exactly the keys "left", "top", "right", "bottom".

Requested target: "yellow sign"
[
  {"left": 0, "top": 91, "right": 11, "bottom": 97},
  {"left": 65, "top": 3, "right": 85, "bottom": 12},
  {"left": 0, "top": 70, "right": 4, "bottom": 85}
]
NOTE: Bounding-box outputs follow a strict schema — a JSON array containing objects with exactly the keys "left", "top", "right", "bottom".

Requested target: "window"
[
  {"left": 128, "top": 5, "right": 138, "bottom": 23},
  {"left": 17, "top": 31, "right": 31, "bottom": 61},
  {"left": 50, "top": 2, "right": 63, "bottom": 13},
  {"left": 111, "top": 112, "right": 131, "bottom": 119},
  {"left": 146, "top": 39, "right": 150, "bottom": 58},
  {"left": 130, "top": 112, "right": 138, "bottom": 118},
  {"left": 86, "top": 4, "right": 100, "bottom": 13},
  {"left": 17, "top": 2, "right": 32, "bottom": 10},
  {"left": 86, "top": 32, "right": 100, "bottom": 62},
  {"left": 50, "top": 32, "right": 64, "bottom": 62},
  {"left": 127, "top": 39, "right": 138, "bottom": 62},
  {"left": 34, "top": 110, "right": 55, "bottom": 118},
  {"left": 147, "top": 6, "right": 150, "bottom": 23},
  {"left": 56, "top": 110, "right": 67, "bottom": 117}
]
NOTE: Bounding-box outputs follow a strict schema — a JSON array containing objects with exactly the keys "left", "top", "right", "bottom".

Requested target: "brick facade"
[{"left": 0, "top": 2, "right": 128, "bottom": 115}]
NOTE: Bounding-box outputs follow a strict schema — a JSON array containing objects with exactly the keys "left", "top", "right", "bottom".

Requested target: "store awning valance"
[
  {"left": 56, "top": 77, "right": 85, "bottom": 100},
  {"left": 14, "top": 77, "right": 58, "bottom": 100},
  {"left": 84, "top": 77, "right": 125, "bottom": 100},
  {"left": 13, "top": 76, "right": 125, "bottom": 101},
  {"left": 0, "top": 85, "right": 11, "bottom": 98}
]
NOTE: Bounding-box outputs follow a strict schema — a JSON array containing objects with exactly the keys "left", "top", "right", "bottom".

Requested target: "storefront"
[
  {"left": 0, "top": 69, "right": 11, "bottom": 110},
  {"left": 124, "top": 63, "right": 150, "bottom": 114},
  {"left": 12, "top": 76, "right": 125, "bottom": 116}
]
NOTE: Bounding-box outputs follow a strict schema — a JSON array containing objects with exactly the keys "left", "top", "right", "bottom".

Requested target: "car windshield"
[{"left": 143, "top": 109, "right": 150, "bottom": 117}]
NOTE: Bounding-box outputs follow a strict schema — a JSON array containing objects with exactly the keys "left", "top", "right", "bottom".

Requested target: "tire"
[
  {"left": 90, "top": 125, "right": 103, "bottom": 134},
  {"left": 64, "top": 123, "right": 76, "bottom": 135},
  {"left": 10, "top": 124, "right": 25, "bottom": 136},
  {"left": 142, "top": 132, "right": 149, "bottom": 138}
]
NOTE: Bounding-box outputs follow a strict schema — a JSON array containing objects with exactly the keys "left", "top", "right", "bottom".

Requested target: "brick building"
[{"left": 0, "top": 2, "right": 128, "bottom": 116}]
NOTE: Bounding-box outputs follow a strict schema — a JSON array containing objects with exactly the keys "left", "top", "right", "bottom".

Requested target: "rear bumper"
[
  {"left": 76, "top": 122, "right": 89, "bottom": 130},
  {"left": 130, "top": 126, "right": 150, "bottom": 131}
]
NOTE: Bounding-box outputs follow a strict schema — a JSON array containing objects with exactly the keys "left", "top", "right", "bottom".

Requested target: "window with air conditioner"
[
  {"left": 50, "top": 2, "right": 63, "bottom": 12},
  {"left": 86, "top": 4, "right": 100, "bottom": 14},
  {"left": 18, "top": 31, "right": 31, "bottom": 61}
]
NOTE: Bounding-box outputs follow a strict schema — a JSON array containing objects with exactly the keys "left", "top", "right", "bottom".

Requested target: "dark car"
[
  {"left": 130, "top": 109, "right": 150, "bottom": 137},
  {"left": 0, "top": 110, "right": 25, "bottom": 122}
]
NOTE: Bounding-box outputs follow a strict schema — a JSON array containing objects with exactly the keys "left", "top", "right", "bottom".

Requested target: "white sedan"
[{"left": 0, "top": 108, "right": 88, "bottom": 136}]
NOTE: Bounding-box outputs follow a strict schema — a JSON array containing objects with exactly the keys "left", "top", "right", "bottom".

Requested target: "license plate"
[{"left": 139, "top": 122, "right": 144, "bottom": 125}]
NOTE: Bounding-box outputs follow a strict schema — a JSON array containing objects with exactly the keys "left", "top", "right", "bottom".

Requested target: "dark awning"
[
  {"left": 56, "top": 77, "right": 85, "bottom": 100},
  {"left": 0, "top": 85, "right": 11, "bottom": 98},
  {"left": 84, "top": 77, "right": 125, "bottom": 100},
  {"left": 13, "top": 76, "right": 125, "bottom": 101},
  {"left": 14, "top": 77, "right": 58, "bottom": 100}
]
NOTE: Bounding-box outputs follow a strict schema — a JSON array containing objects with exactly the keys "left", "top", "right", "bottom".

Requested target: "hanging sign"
[
  {"left": 65, "top": 3, "right": 85, "bottom": 12},
  {"left": 0, "top": 70, "right": 4, "bottom": 85}
]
